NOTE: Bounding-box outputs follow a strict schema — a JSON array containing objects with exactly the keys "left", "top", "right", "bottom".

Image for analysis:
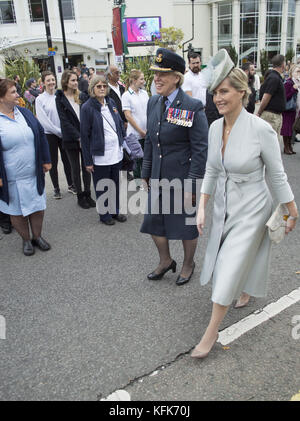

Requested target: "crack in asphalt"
[{"left": 97, "top": 348, "right": 193, "bottom": 401}]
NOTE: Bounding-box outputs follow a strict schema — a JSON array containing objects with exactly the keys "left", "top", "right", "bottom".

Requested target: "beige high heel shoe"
[
  {"left": 234, "top": 293, "right": 251, "bottom": 309},
  {"left": 191, "top": 333, "right": 219, "bottom": 359}
]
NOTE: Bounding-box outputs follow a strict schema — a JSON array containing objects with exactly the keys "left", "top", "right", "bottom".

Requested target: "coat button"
[
  {"left": 158, "top": 143, "right": 160, "bottom": 147},
  {"left": 160, "top": 155, "right": 162, "bottom": 158},
  {"left": 156, "top": 132, "right": 159, "bottom": 136}
]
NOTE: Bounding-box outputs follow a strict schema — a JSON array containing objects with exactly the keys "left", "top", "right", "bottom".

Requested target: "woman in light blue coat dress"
[
  {"left": 191, "top": 51, "right": 298, "bottom": 359},
  {"left": 0, "top": 78, "right": 52, "bottom": 256}
]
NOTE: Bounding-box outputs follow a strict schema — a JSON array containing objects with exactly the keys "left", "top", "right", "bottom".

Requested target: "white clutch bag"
[{"left": 266, "top": 204, "right": 289, "bottom": 244}]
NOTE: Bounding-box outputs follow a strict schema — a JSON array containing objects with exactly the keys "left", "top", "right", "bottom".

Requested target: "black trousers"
[
  {"left": 46, "top": 134, "right": 73, "bottom": 190},
  {"left": 92, "top": 161, "right": 122, "bottom": 222},
  {"left": 65, "top": 148, "right": 91, "bottom": 195}
]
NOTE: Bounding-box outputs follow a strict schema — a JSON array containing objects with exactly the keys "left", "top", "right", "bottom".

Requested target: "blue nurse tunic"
[{"left": 0, "top": 108, "right": 46, "bottom": 216}]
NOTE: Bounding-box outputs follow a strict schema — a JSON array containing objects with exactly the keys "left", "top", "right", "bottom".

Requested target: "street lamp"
[
  {"left": 182, "top": 0, "right": 195, "bottom": 59},
  {"left": 58, "top": 0, "right": 69, "bottom": 69},
  {"left": 41, "top": 0, "right": 56, "bottom": 78}
]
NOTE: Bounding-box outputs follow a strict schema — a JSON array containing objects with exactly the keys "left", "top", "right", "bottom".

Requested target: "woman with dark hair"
[
  {"left": 36, "top": 71, "right": 74, "bottom": 199},
  {"left": 56, "top": 70, "right": 95, "bottom": 209},
  {"left": 280, "top": 65, "right": 300, "bottom": 154},
  {"left": 80, "top": 75, "right": 127, "bottom": 225},
  {"left": 0, "top": 78, "right": 52, "bottom": 255}
]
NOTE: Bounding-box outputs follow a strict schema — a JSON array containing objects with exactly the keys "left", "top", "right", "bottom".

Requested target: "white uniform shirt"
[
  {"left": 93, "top": 100, "right": 123, "bottom": 166},
  {"left": 122, "top": 87, "right": 149, "bottom": 138},
  {"left": 182, "top": 69, "right": 207, "bottom": 106}
]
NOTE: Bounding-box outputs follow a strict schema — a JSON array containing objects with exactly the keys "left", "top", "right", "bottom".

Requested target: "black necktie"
[{"left": 161, "top": 96, "right": 168, "bottom": 116}]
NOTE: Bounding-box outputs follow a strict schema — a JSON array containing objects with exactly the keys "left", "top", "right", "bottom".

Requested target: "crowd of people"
[{"left": 0, "top": 49, "right": 299, "bottom": 358}]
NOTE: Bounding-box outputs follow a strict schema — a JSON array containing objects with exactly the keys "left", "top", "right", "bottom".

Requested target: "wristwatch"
[{"left": 288, "top": 215, "right": 299, "bottom": 221}]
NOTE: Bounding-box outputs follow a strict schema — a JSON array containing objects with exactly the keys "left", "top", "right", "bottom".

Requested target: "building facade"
[{"left": 0, "top": 0, "right": 299, "bottom": 79}]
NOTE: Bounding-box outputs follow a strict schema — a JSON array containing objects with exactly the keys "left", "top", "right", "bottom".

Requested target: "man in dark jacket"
[
  {"left": 25, "top": 78, "right": 41, "bottom": 100},
  {"left": 105, "top": 65, "right": 133, "bottom": 178},
  {"left": 242, "top": 62, "right": 256, "bottom": 114},
  {"left": 105, "top": 65, "right": 126, "bottom": 123},
  {"left": 205, "top": 90, "right": 221, "bottom": 126}
]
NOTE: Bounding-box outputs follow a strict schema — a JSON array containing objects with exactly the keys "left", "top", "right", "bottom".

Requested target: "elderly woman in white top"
[
  {"left": 36, "top": 71, "right": 73, "bottom": 199},
  {"left": 192, "top": 50, "right": 298, "bottom": 359},
  {"left": 80, "top": 76, "right": 127, "bottom": 225},
  {"left": 122, "top": 69, "right": 149, "bottom": 180}
]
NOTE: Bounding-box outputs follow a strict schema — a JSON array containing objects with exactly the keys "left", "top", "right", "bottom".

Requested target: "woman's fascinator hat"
[{"left": 202, "top": 49, "right": 235, "bottom": 93}]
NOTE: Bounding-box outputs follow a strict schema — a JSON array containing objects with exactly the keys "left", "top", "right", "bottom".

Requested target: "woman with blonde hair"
[
  {"left": 122, "top": 69, "right": 149, "bottom": 181},
  {"left": 80, "top": 75, "right": 127, "bottom": 225},
  {"left": 192, "top": 50, "right": 298, "bottom": 358},
  {"left": 56, "top": 70, "right": 95, "bottom": 209}
]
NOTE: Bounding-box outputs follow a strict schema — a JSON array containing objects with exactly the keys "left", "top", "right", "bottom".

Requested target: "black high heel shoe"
[
  {"left": 147, "top": 260, "right": 177, "bottom": 280},
  {"left": 176, "top": 262, "right": 195, "bottom": 286}
]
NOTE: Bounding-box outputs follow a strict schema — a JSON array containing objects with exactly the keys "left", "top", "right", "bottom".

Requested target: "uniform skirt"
[{"left": 140, "top": 184, "right": 198, "bottom": 240}]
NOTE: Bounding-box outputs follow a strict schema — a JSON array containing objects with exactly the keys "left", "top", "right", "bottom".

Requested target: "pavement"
[{"left": 0, "top": 141, "right": 299, "bottom": 402}]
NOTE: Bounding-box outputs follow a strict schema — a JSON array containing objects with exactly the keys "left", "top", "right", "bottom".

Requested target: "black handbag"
[{"left": 285, "top": 93, "right": 297, "bottom": 111}]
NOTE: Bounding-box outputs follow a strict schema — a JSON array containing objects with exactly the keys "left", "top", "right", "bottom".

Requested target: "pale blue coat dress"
[
  {"left": 0, "top": 108, "right": 46, "bottom": 216},
  {"left": 200, "top": 108, "right": 294, "bottom": 306}
]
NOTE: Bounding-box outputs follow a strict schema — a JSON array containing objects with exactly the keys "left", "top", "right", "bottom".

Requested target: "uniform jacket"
[
  {"left": 80, "top": 96, "right": 125, "bottom": 167},
  {"left": 141, "top": 88, "right": 208, "bottom": 192},
  {"left": 0, "top": 106, "right": 51, "bottom": 205},
  {"left": 108, "top": 83, "right": 127, "bottom": 123},
  {"left": 55, "top": 89, "right": 80, "bottom": 150}
]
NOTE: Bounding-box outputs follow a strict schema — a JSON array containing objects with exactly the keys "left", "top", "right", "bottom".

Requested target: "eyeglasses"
[{"left": 95, "top": 84, "right": 108, "bottom": 89}]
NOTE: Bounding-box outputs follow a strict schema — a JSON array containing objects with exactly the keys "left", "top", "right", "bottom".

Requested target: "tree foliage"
[
  {"left": 4, "top": 51, "right": 40, "bottom": 96},
  {"left": 260, "top": 49, "right": 269, "bottom": 79},
  {"left": 154, "top": 27, "right": 184, "bottom": 52},
  {"left": 122, "top": 56, "right": 154, "bottom": 96},
  {"left": 227, "top": 44, "right": 238, "bottom": 66},
  {"left": 285, "top": 48, "right": 295, "bottom": 63}
]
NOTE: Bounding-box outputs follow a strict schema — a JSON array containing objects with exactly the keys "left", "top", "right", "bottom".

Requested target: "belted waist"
[{"left": 224, "top": 169, "right": 265, "bottom": 197}]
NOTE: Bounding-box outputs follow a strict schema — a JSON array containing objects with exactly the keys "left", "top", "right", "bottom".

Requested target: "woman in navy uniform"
[{"left": 141, "top": 49, "right": 208, "bottom": 285}]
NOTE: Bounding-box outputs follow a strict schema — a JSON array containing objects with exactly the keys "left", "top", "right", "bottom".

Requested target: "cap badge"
[{"left": 156, "top": 54, "right": 163, "bottom": 63}]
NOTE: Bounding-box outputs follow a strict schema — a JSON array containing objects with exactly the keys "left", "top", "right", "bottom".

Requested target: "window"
[
  {"left": 286, "top": 0, "right": 296, "bottom": 52},
  {"left": 28, "top": 0, "right": 74, "bottom": 23},
  {"left": 61, "top": 0, "right": 75, "bottom": 20},
  {"left": 28, "top": 0, "right": 44, "bottom": 22},
  {"left": 218, "top": 1, "right": 232, "bottom": 48},
  {"left": 265, "top": 0, "right": 282, "bottom": 59},
  {"left": 0, "top": 1, "right": 16, "bottom": 24},
  {"left": 240, "top": 0, "right": 258, "bottom": 39}
]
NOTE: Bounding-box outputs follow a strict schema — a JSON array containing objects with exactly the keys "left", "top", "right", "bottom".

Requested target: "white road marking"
[
  {"left": 218, "top": 287, "right": 300, "bottom": 346},
  {"left": 101, "top": 389, "right": 131, "bottom": 401}
]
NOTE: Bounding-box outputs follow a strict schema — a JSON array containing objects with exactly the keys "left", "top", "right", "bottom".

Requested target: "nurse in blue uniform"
[
  {"left": 141, "top": 49, "right": 208, "bottom": 285},
  {"left": 0, "top": 78, "right": 52, "bottom": 256}
]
